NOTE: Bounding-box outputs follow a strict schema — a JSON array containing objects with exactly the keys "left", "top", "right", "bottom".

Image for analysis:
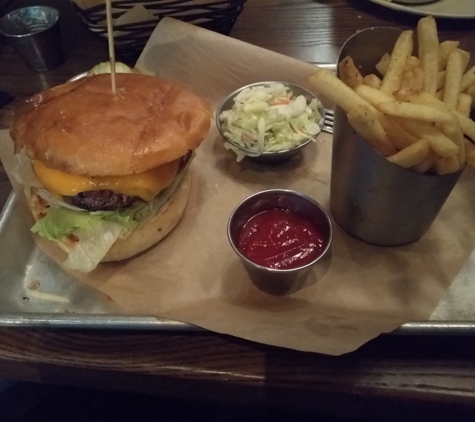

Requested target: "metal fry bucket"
[{"left": 329, "top": 27, "right": 464, "bottom": 247}]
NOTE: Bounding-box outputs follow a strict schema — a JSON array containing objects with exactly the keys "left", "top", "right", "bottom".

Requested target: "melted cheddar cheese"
[{"left": 33, "top": 160, "right": 180, "bottom": 201}]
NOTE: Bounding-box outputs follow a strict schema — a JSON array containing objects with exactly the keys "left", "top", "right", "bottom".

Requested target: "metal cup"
[
  {"left": 228, "top": 190, "right": 333, "bottom": 296},
  {"left": 330, "top": 27, "right": 464, "bottom": 247},
  {"left": 0, "top": 6, "right": 63, "bottom": 72}
]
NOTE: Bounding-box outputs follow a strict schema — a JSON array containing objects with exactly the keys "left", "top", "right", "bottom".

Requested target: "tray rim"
[{"left": 0, "top": 313, "right": 474, "bottom": 335}]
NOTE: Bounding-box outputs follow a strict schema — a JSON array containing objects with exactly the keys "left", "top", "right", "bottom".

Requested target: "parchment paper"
[{"left": 2, "top": 18, "right": 475, "bottom": 355}]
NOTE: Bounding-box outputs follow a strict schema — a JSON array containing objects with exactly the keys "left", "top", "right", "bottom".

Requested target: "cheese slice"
[{"left": 33, "top": 160, "right": 180, "bottom": 201}]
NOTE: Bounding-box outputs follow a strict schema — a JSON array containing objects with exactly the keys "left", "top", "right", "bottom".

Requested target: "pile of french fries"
[{"left": 309, "top": 16, "right": 475, "bottom": 175}]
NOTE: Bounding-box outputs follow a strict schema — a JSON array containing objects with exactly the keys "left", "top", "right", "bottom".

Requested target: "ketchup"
[{"left": 237, "top": 208, "right": 326, "bottom": 270}]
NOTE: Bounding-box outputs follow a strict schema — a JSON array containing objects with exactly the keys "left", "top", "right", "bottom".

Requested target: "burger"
[{"left": 10, "top": 70, "right": 212, "bottom": 272}]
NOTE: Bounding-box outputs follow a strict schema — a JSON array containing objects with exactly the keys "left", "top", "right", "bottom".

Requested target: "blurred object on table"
[
  {"left": 0, "top": 6, "right": 63, "bottom": 72},
  {"left": 0, "top": 91, "right": 14, "bottom": 108},
  {"left": 71, "top": 0, "right": 247, "bottom": 62}
]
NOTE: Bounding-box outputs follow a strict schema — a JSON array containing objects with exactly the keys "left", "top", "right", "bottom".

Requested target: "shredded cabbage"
[{"left": 219, "top": 83, "right": 323, "bottom": 161}]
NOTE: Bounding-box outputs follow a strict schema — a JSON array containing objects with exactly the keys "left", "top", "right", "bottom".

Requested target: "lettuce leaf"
[
  {"left": 62, "top": 220, "right": 125, "bottom": 273},
  {"left": 31, "top": 207, "right": 129, "bottom": 240},
  {"left": 31, "top": 208, "right": 131, "bottom": 273}
]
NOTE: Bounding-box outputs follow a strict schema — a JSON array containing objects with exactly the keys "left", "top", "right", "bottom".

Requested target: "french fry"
[
  {"left": 417, "top": 16, "right": 439, "bottom": 95},
  {"left": 454, "top": 124, "right": 466, "bottom": 168},
  {"left": 412, "top": 67, "right": 425, "bottom": 90},
  {"left": 437, "top": 70, "right": 446, "bottom": 90},
  {"left": 465, "top": 139, "right": 475, "bottom": 168},
  {"left": 346, "top": 103, "right": 397, "bottom": 156},
  {"left": 353, "top": 86, "right": 418, "bottom": 149},
  {"left": 395, "top": 89, "right": 475, "bottom": 141},
  {"left": 338, "top": 56, "right": 364, "bottom": 89},
  {"left": 391, "top": 117, "right": 459, "bottom": 158},
  {"left": 457, "top": 93, "right": 472, "bottom": 117},
  {"left": 378, "top": 115, "right": 419, "bottom": 150},
  {"left": 438, "top": 40, "right": 460, "bottom": 71},
  {"left": 380, "top": 30, "right": 414, "bottom": 95},
  {"left": 310, "top": 68, "right": 405, "bottom": 154},
  {"left": 401, "top": 69, "right": 427, "bottom": 90},
  {"left": 308, "top": 68, "right": 369, "bottom": 113},
  {"left": 363, "top": 74, "right": 382, "bottom": 89},
  {"left": 394, "top": 89, "right": 450, "bottom": 113},
  {"left": 355, "top": 84, "right": 394, "bottom": 105},
  {"left": 435, "top": 155, "right": 460, "bottom": 175},
  {"left": 453, "top": 114, "right": 475, "bottom": 142},
  {"left": 405, "top": 55, "right": 420, "bottom": 71},
  {"left": 386, "top": 139, "right": 430, "bottom": 168},
  {"left": 413, "top": 150, "right": 440, "bottom": 173},
  {"left": 461, "top": 64, "right": 475, "bottom": 92},
  {"left": 443, "top": 48, "right": 469, "bottom": 109},
  {"left": 400, "top": 70, "right": 414, "bottom": 90},
  {"left": 465, "top": 84, "right": 475, "bottom": 105},
  {"left": 376, "top": 100, "right": 454, "bottom": 124},
  {"left": 375, "top": 52, "right": 390, "bottom": 76},
  {"left": 436, "top": 115, "right": 466, "bottom": 168},
  {"left": 307, "top": 71, "right": 403, "bottom": 155}
]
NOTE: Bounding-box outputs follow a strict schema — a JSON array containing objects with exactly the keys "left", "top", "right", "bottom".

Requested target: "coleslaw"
[{"left": 218, "top": 83, "right": 323, "bottom": 161}]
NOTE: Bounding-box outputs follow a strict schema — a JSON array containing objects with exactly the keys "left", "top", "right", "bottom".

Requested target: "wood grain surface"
[{"left": 1, "top": 0, "right": 475, "bottom": 418}]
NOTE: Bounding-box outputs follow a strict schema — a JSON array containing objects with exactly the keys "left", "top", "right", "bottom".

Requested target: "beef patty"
[{"left": 64, "top": 190, "right": 139, "bottom": 211}]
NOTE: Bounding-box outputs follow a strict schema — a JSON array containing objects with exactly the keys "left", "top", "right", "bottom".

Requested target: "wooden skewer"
[{"left": 106, "top": 0, "right": 116, "bottom": 95}]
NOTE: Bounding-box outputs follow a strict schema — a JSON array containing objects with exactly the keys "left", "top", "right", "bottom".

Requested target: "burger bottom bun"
[{"left": 101, "top": 171, "right": 191, "bottom": 262}]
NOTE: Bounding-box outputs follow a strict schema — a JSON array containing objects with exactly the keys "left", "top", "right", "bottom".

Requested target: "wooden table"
[{"left": 1, "top": 0, "right": 475, "bottom": 419}]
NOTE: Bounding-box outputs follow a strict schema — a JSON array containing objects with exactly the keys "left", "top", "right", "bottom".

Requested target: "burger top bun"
[{"left": 10, "top": 73, "right": 212, "bottom": 177}]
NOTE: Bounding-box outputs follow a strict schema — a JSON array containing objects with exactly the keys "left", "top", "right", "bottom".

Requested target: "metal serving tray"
[{"left": 1, "top": 191, "right": 475, "bottom": 335}]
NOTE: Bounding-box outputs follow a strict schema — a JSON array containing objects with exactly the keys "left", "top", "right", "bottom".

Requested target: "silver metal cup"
[
  {"left": 0, "top": 6, "right": 63, "bottom": 72},
  {"left": 228, "top": 190, "right": 333, "bottom": 296},
  {"left": 330, "top": 27, "right": 464, "bottom": 247}
]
